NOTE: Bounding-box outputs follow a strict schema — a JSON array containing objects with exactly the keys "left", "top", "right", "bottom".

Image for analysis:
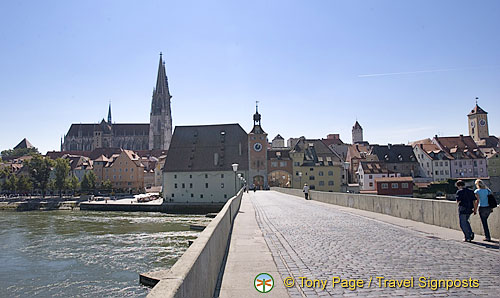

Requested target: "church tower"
[
  {"left": 248, "top": 102, "right": 268, "bottom": 189},
  {"left": 352, "top": 121, "right": 363, "bottom": 144},
  {"left": 468, "top": 98, "right": 489, "bottom": 142},
  {"left": 149, "top": 53, "right": 173, "bottom": 150}
]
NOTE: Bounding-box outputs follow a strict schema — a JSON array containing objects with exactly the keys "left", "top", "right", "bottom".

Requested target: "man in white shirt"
[{"left": 303, "top": 183, "right": 310, "bottom": 200}]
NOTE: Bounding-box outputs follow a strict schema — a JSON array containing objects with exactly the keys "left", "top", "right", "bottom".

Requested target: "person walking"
[
  {"left": 455, "top": 180, "right": 477, "bottom": 242},
  {"left": 474, "top": 179, "right": 493, "bottom": 242},
  {"left": 303, "top": 183, "right": 310, "bottom": 200}
]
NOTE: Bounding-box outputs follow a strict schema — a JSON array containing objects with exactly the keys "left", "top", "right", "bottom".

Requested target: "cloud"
[{"left": 358, "top": 65, "right": 500, "bottom": 78}]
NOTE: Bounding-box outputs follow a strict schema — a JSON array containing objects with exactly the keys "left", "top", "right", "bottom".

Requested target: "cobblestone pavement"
[{"left": 251, "top": 191, "right": 499, "bottom": 297}]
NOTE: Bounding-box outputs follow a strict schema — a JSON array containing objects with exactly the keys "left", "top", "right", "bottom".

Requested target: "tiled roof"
[
  {"left": 353, "top": 121, "right": 362, "bottom": 130},
  {"left": 369, "top": 144, "right": 417, "bottom": 163},
  {"left": 433, "top": 135, "right": 484, "bottom": 159},
  {"left": 163, "top": 124, "right": 249, "bottom": 172},
  {"left": 14, "top": 138, "right": 34, "bottom": 150},
  {"left": 66, "top": 123, "right": 149, "bottom": 137},
  {"left": 468, "top": 104, "right": 487, "bottom": 116},
  {"left": 360, "top": 161, "right": 389, "bottom": 174},
  {"left": 291, "top": 138, "right": 342, "bottom": 166},
  {"left": 268, "top": 148, "right": 291, "bottom": 159},
  {"left": 375, "top": 176, "right": 413, "bottom": 182}
]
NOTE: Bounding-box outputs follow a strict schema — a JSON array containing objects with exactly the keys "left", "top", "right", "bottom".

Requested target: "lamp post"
[
  {"left": 298, "top": 172, "right": 302, "bottom": 189},
  {"left": 232, "top": 163, "right": 239, "bottom": 195}
]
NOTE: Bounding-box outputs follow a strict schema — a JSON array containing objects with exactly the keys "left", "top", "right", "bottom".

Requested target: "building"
[
  {"left": 352, "top": 121, "right": 363, "bottom": 144},
  {"left": 271, "top": 134, "right": 285, "bottom": 148},
  {"left": 346, "top": 143, "right": 374, "bottom": 183},
  {"left": 369, "top": 144, "right": 419, "bottom": 177},
  {"left": 432, "top": 135, "right": 487, "bottom": 179},
  {"left": 60, "top": 154, "right": 93, "bottom": 181},
  {"left": 468, "top": 101, "right": 489, "bottom": 143},
  {"left": 322, "top": 134, "right": 349, "bottom": 161},
  {"left": 163, "top": 124, "right": 249, "bottom": 203},
  {"left": 248, "top": 104, "right": 268, "bottom": 189},
  {"left": 413, "top": 143, "right": 452, "bottom": 182},
  {"left": 290, "top": 138, "right": 343, "bottom": 192},
  {"left": 267, "top": 148, "right": 292, "bottom": 187},
  {"left": 358, "top": 161, "right": 399, "bottom": 192},
  {"left": 93, "top": 149, "right": 145, "bottom": 193},
  {"left": 62, "top": 53, "right": 173, "bottom": 151},
  {"left": 375, "top": 177, "right": 413, "bottom": 196}
]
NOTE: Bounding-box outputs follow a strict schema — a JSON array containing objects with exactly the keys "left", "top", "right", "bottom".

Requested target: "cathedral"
[{"left": 62, "top": 53, "right": 173, "bottom": 151}]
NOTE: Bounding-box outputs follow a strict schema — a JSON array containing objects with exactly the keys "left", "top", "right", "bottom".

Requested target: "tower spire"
[{"left": 108, "top": 101, "right": 112, "bottom": 123}]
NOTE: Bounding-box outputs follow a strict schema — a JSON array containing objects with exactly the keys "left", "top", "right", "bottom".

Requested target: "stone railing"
[
  {"left": 144, "top": 189, "right": 244, "bottom": 298},
  {"left": 272, "top": 187, "right": 499, "bottom": 239}
]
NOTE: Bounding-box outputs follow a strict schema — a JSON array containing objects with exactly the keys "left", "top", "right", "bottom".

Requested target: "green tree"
[
  {"left": 54, "top": 158, "right": 70, "bottom": 197},
  {"left": 26, "top": 155, "right": 54, "bottom": 197},
  {"left": 16, "top": 175, "right": 33, "bottom": 194},
  {"left": 67, "top": 174, "right": 80, "bottom": 195},
  {"left": 81, "top": 171, "right": 97, "bottom": 194},
  {"left": 1, "top": 147, "right": 39, "bottom": 160},
  {"left": 101, "top": 179, "right": 113, "bottom": 192},
  {"left": 4, "top": 174, "right": 18, "bottom": 194}
]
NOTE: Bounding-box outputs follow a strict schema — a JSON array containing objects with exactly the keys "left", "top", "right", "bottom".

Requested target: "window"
[
  {"left": 319, "top": 181, "right": 324, "bottom": 186},
  {"left": 381, "top": 183, "right": 389, "bottom": 189},
  {"left": 369, "top": 182, "right": 373, "bottom": 187},
  {"left": 445, "top": 161, "right": 448, "bottom": 166},
  {"left": 221, "top": 183, "right": 224, "bottom": 188},
  {"left": 480, "top": 168, "right": 483, "bottom": 172},
  {"left": 271, "top": 162, "right": 278, "bottom": 167},
  {"left": 310, "top": 168, "right": 314, "bottom": 171},
  {"left": 435, "top": 171, "right": 439, "bottom": 175},
  {"left": 309, "top": 176, "right": 315, "bottom": 180},
  {"left": 200, "top": 194, "right": 204, "bottom": 198},
  {"left": 221, "top": 174, "right": 224, "bottom": 178},
  {"left": 328, "top": 181, "right": 334, "bottom": 186},
  {"left": 279, "top": 161, "right": 287, "bottom": 167},
  {"left": 205, "top": 174, "right": 208, "bottom": 178},
  {"left": 205, "top": 183, "right": 209, "bottom": 188},
  {"left": 440, "top": 170, "right": 443, "bottom": 175},
  {"left": 190, "top": 175, "right": 192, "bottom": 178},
  {"left": 174, "top": 183, "right": 178, "bottom": 189},
  {"left": 125, "top": 168, "right": 128, "bottom": 172},
  {"left": 328, "top": 171, "right": 333, "bottom": 176},
  {"left": 190, "top": 183, "right": 193, "bottom": 188},
  {"left": 174, "top": 174, "right": 177, "bottom": 179},
  {"left": 392, "top": 183, "right": 399, "bottom": 189},
  {"left": 319, "top": 171, "right": 324, "bottom": 176},
  {"left": 182, "top": 183, "right": 185, "bottom": 188},
  {"left": 224, "top": 194, "right": 227, "bottom": 198},
  {"left": 402, "top": 183, "right": 409, "bottom": 188},
  {"left": 294, "top": 162, "right": 300, "bottom": 166},
  {"left": 172, "top": 194, "right": 175, "bottom": 197},
  {"left": 369, "top": 175, "right": 373, "bottom": 179},
  {"left": 191, "top": 194, "right": 194, "bottom": 197}
]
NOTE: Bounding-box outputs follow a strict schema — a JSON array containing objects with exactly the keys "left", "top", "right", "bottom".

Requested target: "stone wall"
[
  {"left": 272, "top": 187, "right": 500, "bottom": 239},
  {"left": 145, "top": 189, "right": 244, "bottom": 298}
]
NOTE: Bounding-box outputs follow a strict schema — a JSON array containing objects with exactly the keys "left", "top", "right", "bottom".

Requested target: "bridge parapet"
[{"left": 272, "top": 187, "right": 500, "bottom": 239}]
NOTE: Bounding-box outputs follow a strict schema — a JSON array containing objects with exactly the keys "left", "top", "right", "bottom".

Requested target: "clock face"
[
  {"left": 479, "top": 119, "right": 486, "bottom": 126},
  {"left": 470, "top": 121, "right": 475, "bottom": 127},
  {"left": 253, "top": 142, "right": 263, "bottom": 152}
]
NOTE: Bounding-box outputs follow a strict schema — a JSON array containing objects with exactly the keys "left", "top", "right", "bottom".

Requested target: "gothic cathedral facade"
[{"left": 62, "top": 53, "right": 173, "bottom": 152}]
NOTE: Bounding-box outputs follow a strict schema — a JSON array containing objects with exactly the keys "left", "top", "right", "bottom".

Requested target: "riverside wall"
[
  {"left": 143, "top": 189, "right": 244, "bottom": 298},
  {"left": 273, "top": 188, "right": 500, "bottom": 239}
]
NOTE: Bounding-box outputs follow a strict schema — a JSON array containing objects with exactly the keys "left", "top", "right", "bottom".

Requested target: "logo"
[{"left": 254, "top": 273, "right": 274, "bottom": 293}]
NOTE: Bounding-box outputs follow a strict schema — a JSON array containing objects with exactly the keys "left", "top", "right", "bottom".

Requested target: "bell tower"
[
  {"left": 468, "top": 98, "right": 489, "bottom": 142},
  {"left": 248, "top": 102, "right": 268, "bottom": 189}
]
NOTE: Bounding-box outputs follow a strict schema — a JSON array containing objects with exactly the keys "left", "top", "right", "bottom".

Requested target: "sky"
[{"left": 0, "top": 0, "right": 499, "bottom": 154}]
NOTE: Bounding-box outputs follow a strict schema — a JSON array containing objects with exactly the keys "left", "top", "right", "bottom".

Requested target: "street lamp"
[
  {"left": 232, "top": 163, "right": 239, "bottom": 195},
  {"left": 298, "top": 172, "right": 302, "bottom": 189}
]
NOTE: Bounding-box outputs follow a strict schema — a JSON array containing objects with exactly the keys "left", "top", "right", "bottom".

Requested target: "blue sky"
[{"left": 1, "top": 0, "right": 499, "bottom": 154}]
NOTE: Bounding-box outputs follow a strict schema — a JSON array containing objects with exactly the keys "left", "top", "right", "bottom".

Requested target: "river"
[{"left": 0, "top": 210, "right": 210, "bottom": 297}]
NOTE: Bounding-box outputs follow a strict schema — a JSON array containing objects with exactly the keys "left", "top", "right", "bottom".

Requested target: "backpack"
[{"left": 487, "top": 190, "right": 497, "bottom": 209}]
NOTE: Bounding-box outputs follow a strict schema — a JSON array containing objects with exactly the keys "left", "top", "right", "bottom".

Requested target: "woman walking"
[{"left": 474, "top": 179, "right": 493, "bottom": 242}]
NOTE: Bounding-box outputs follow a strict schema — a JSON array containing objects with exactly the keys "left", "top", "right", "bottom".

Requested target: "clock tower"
[
  {"left": 248, "top": 102, "right": 268, "bottom": 189},
  {"left": 468, "top": 99, "right": 489, "bottom": 142}
]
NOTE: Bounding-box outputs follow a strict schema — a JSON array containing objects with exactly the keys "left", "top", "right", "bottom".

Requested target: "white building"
[
  {"left": 413, "top": 143, "right": 452, "bottom": 182},
  {"left": 358, "top": 161, "right": 399, "bottom": 192}
]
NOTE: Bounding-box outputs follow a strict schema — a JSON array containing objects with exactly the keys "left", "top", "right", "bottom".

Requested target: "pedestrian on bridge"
[
  {"left": 303, "top": 183, "right": 310, "bottom": 200},
  {"left": 455, "top": 180, "right": 477, "bottom": 242},
  {"left": 474, "top": 179, "right": 493, "bottom": 242}
]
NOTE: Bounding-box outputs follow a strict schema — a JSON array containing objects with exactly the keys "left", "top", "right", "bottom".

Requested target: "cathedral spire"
[
  {"left": 107, "top": 101, "right": 112, "bottom": 123},
  {"left": 155, "top": 52, "right": 170, "bottom": 95}
]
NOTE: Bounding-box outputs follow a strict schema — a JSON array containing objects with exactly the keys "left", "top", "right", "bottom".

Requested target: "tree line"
[{"left": 0, "top": 155, "right": 113, "bottom": 197}]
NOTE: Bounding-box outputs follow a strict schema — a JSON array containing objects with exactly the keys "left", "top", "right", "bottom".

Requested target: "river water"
[{"left": 0, "top": 210, "right": 210, "bottom": 297}]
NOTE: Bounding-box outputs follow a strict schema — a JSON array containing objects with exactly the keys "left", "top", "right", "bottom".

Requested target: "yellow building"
[
  {"left": 290, "top": 138, "right": 343, "bottom": 192},
  {"left": 485, "top": 150, "right": 500, "bottom": 177},
  {"left": 93, "top": 149, "right": 145, "bottom": 193}
]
